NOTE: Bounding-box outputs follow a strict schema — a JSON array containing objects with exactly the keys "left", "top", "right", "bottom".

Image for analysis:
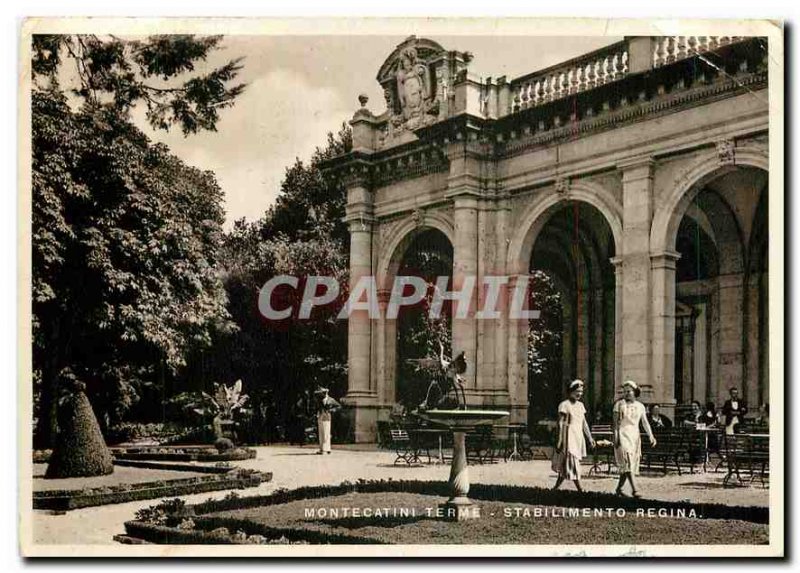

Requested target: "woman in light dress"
[
  {"left": 613, "top": 380, "right": 657, "bottom": 497},
  {"left": 552, "top": 380, "right": 595, "bottom": 492}
]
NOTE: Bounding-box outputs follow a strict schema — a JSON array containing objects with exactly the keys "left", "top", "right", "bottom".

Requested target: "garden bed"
[
  {"left": 122, "top": 479, "right": 769, "bottom": 545},
  {"left": 112, "top": 446, "right": 257, "bottom": 463},
  {"left": 33, "top": 468, "right": 270, "bottom": 511},
  {"left": 112, "top": 459, "right": 237, "bottom": 474}
]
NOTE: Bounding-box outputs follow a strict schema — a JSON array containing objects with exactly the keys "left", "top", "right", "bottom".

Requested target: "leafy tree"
[
  {"left": 187, "top": 127, "right": 352, "bottom": 442},
  {"left": 31, "top": 34, "right": 245, "bottom": 447},
  {"left": 527, "top": 270, "right": 564, "bottom": 423},
  {"left": 32, "top": 34, "right": 245, "bottom": 134}
]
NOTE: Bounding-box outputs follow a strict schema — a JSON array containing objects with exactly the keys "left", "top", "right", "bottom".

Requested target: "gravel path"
[{"left": 29, "top": 444, "right": 769, "bottom": 546}]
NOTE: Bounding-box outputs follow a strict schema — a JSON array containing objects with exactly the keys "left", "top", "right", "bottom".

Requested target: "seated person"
[
  {"left": 390, "top": 402, "right": 407, "bottom": 421},
  {"left": 647, "top": 404, "right": 673, "bottom": 431},
  {"left": 755, "top": 403, "right": 769, "bottom": 428},
  {"left": 702, "top": 402, "right": 720, "bottom": 452},
  {"left": 682, "top": 401, "right": 704, "bottom": 428},
  {"left": 702, "top": 402, "right": 718, "bottom": 426}
]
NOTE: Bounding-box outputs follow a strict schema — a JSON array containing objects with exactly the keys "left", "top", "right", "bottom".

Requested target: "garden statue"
[{"left": 409, "top": 340, "right": 467, "bottom": 412}]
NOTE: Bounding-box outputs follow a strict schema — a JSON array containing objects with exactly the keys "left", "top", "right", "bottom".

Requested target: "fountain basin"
[
  {"left": 416, "top": 409, "right": 509, "bottom": 430},
  {"left": 416, "top": 409, "right": 509, "bottom": 521}
]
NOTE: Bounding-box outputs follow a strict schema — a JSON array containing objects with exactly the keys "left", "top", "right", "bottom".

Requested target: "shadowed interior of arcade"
[
  {"left": 526, "top": 202, "right": 616, "bottom": 426},
  {"left": 671, "top": 167, "right": 768, "bottom": 410},
  {"left": 389, "top": 228, "right": 454, "bottom": 410}
]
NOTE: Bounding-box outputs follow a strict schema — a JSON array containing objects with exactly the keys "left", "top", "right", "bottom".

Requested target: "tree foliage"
[
  {"left": 31, "top": 34, "right": 244, "bottom": 447},
  {"left": 183, "top": 126, "right": 352, "bottom": 442},
  {"left": 527, "top": 270, "right": 564, "bottom": 422},
  {"left": 32, "top": 34, "right": 246, "bottom": 135}
]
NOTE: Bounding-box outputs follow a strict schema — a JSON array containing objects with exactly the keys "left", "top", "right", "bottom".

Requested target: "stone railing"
[
  {"left": 652, "top": 36, "right": 747, "bottom": 68},
  {"left": 509, "top": 40, "right": 629, "bottom": 113}
]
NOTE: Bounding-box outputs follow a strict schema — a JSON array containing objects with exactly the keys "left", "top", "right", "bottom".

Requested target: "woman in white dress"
[
  {"left": 613, "top": 380, "right": 657, "bottom": 497},
  {"left": 552, "top": 380, "right": 595, "bottom": 492}
]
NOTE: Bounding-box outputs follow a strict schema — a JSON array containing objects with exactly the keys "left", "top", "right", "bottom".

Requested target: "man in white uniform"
[{"left": 314, "top": 386, "right": 341, "bottom": 454}]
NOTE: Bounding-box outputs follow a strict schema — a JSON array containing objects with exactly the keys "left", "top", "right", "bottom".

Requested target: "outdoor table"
[
  {"left": 495, "top": 424, "right": 527, "bottom": 462},
  {"left": 410, "top": 428, "right": 448, "bottom": 464},
  {"left": 695, "top": 426, "right": 720, "bottom": 472}
]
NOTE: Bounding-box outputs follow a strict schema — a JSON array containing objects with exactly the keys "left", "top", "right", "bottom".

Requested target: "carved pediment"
[{"left": 377, "top": 37, "right": 446, "bottom": 133}]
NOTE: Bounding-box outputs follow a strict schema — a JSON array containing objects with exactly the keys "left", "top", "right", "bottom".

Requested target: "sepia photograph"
[{"left": 17, "top": 17, "right": 784, "bottom": 557}]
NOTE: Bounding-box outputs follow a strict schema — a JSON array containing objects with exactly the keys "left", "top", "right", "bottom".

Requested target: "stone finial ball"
[{"left": 358, "top": 94, "right": 369, "bottom": 107}]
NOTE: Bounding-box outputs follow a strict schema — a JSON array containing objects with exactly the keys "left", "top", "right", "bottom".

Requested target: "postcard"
[{"left": 18, "top": 17, "right": 783, "bottom": 557}]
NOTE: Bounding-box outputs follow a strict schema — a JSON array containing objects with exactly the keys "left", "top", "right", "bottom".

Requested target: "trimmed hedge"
[
  {"left": 45, "top": 384, "right": 114, "bottom": 478},
  {"left": 124, "top": 519, "right": 380, "bottom": 545},
  {"left": 121, "top": 478, "right": 769, "bottom": 545},
  {"left": 33, "top": 470, "right": 271, "bottom": 511},
  {"left": 112, "top": 447, "right": 257, "bottom": 463}
]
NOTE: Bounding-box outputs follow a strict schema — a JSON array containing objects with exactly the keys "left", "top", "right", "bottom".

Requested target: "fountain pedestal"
[{"left": 417, "top": 409, "right": 509, "bottom": 521}]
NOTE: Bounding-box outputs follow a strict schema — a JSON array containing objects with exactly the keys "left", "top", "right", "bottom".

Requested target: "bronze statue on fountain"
[{"left": 409, "top": 341, "right": 467, "bottom": 412}]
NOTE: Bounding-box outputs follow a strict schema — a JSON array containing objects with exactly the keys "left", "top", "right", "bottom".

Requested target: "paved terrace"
[{"left": 32, "top": 444, "right": 769, "bottom": 546}]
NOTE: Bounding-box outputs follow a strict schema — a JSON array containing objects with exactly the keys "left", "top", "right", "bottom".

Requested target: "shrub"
[
  {"left": 45, "top": 381, "right": 114, "bottom": 478},
  {"left": 214, "top": 438, "right": 234, "bottom": 452},
  {"left": 33, "top": 471, "right": 271, "bottom": 511}
]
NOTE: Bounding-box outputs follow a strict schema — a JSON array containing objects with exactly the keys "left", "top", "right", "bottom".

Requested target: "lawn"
[
  {"left": 32, "top": 463, "right": 208, "bottom": 492},
  {"left": 202, "top": 491, "right": 768, "bottom": 545}
]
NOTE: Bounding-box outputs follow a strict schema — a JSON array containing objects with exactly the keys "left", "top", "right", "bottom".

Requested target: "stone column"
[
  {"left": 611, "top": 257, "right": 624, "bottom": 393},
  {"left": 452, "top": 194, "right": 479, "bottom": 391},
  {"left": 445, "top": 138, "right": 483, "bottom": 399},
  {"left": 651, "top": 250, "right": 681, "bottom": 409},
  {"left": 617, "top": 158, "right": 655, "bottom": 389},
  {"left": 718, "top": 273, "right": 745, "bottom": 401},
  {"left": 344, "top": 177, "right": 378, "bottom": 442}
]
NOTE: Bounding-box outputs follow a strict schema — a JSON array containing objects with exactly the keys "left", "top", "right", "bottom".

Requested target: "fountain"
[{"left": 409, "top": 342, "right": 509, "bottom": 521}]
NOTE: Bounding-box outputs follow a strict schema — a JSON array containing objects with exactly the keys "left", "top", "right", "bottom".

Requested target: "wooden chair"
[
  {"left": 376, "top": 421, "right": 392, "bottom": 450},
  {"left": 642, "top": 429, "right": 684, "bottom": 474},
  {"left": 390, "top": 428, "right": 420, "bottom": 465},
  {"left": 466, "top": 426, "right": 495, "bottom": 464},
  {"left": 678, "top": 428, "right": 708, "bottom": 473},
  {"left": 723, "top": 434, "right": 769, "bottom": 487},
  {"left": 588, "top": 424, "right": 615, "bottom": 475}
]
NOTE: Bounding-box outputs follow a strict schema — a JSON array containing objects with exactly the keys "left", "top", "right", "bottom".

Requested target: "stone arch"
[
  {"left": 651, "top": 147, "right": 768, "bottom": 408},
  {"left": 506, "top": 181, "right": 623, "bottom": 275},
  {"left": 650, "top": 147, "right": 768, "bottom": 255},
  {"left": 506, "top": 180, "right": 621, "bottom": 424},
  {"left": 377, "top": 211, "right": 454, "bottom": 288},
  {"left": 373, "top": 214, "right": 454, "bottom": 408}
]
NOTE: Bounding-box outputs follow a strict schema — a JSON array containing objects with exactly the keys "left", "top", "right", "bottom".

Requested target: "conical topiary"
[{"left": 45, "top": 380, "right": 114, "bottom": 478}]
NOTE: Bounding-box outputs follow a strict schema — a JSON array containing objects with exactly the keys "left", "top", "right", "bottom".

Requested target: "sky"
[{"left": 133, "top": 35, "right": 620, "bottom": 228}]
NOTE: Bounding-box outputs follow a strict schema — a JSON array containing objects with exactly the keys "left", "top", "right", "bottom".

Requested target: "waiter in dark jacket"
[{"left": 721, "top": 387, "right": 747, "bottom": 434}]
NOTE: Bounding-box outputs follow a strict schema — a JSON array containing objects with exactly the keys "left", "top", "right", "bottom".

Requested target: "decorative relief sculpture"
[
  {"left": 412, "top": 207, "right": 424, "bottom": 227},
  {"left": 394, "top": 47, "right": 438, "bottom": 129},
  {"left": 555, "top": 176, "right": 570, "bottom": 195},
  {"left": 716, "top": 138, "right": 736, "bottom": 165},
  {"left": 375, "top": 36, "right": 470, "bottom": 145}
]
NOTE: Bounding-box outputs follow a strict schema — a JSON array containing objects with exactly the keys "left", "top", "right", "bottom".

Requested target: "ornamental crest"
[{"left": 377, "top": 37, "right": 447, "bottom": 132}]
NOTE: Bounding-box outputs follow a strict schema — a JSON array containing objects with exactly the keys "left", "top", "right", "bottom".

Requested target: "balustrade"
[
  {"left": 510, "top": 41, "right": 628, "bottom": 113},
  {"left": 653, "top": 35, "right": 746, "bottom": 68}
]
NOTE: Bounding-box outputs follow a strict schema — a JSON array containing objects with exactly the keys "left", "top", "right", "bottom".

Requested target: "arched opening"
[
  {"left": 670, "top": 166, "right": 768, "bottom": 412},
  {"left": 392, "top": 228, "right": 454, "bottom": 410},
  {"left": 527, "top": 201, "right": 616, "bottom": 426}
]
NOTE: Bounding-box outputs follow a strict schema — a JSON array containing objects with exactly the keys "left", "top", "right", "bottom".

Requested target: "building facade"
[{"left": 323, "top": 36, "right": 769, "bottom": 442}]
